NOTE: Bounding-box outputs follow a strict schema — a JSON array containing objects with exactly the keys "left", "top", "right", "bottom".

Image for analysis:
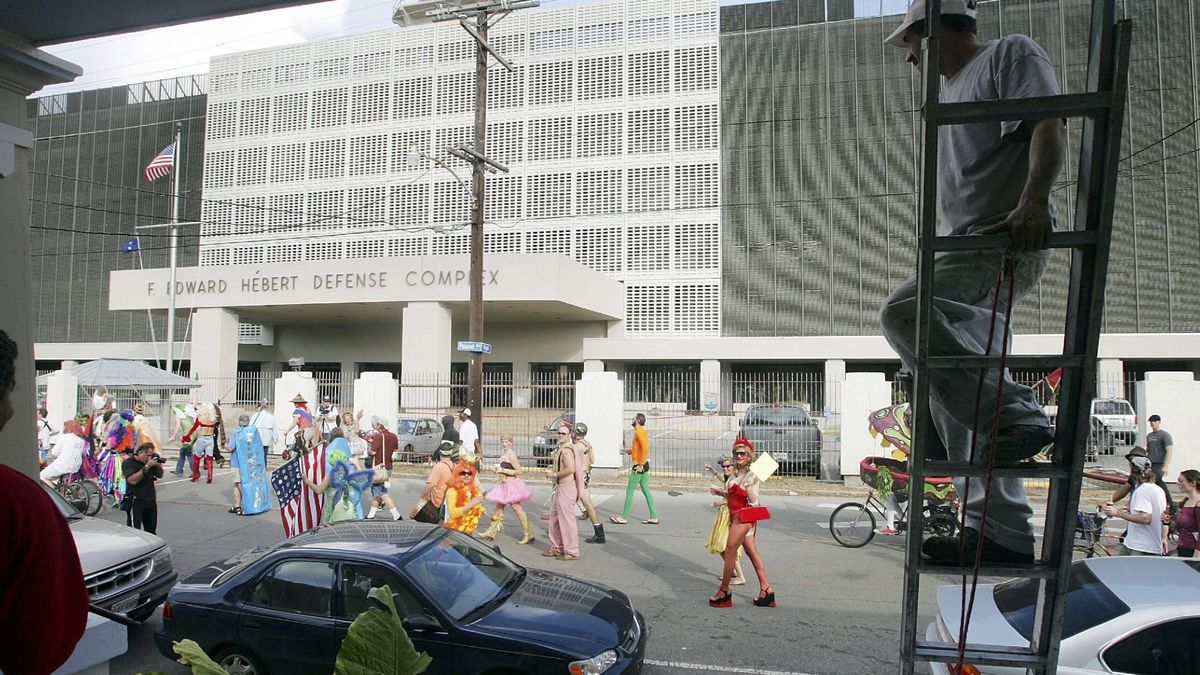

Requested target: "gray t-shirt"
[
  {"left": 1146, "top": 429, "right": 1173, "bottom": 464},
  {"left": 938, "top": 35, "right": 1062, "bottom": 236}
]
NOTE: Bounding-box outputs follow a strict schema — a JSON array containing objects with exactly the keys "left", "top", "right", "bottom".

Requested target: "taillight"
[
  {"left": 949, "top": 664, "right": 981, "bottom": 675},
  {"left": 162, "top": 600, "right": 172, "bottom": 620}
]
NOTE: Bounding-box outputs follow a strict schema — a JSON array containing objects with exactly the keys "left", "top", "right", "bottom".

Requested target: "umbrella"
[{"left": 36, "top": 359, "right": 200, "bottom": 388}]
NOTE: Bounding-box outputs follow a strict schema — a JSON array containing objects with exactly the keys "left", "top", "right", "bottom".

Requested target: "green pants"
[{"left": 621, "top": 470, "right": 657, "bottom": 519}]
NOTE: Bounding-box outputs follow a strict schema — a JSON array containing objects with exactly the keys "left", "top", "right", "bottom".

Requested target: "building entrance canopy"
[{"left": 109, "top": 253, "right": 624, "bottom": 323}]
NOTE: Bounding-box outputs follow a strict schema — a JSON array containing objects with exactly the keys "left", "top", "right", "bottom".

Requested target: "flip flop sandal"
[
  {"left": 610, "top": 516, "right": 628, "bottom": 524},
  {"left": 228, "top": 506, "right": 240, "bottom": 514},
  {"left": 642, "top": 519, "right": 659, "bottom": 525}
]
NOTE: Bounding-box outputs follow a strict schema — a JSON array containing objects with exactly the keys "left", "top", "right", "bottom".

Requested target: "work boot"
[
  {"left": 922, "top": 527, "right": 1034, "bottom": 566},
  {"left": 586, "top": 523, "right": 606, "bottom": 544},
  {"left": 478, "top": 512, "right": 504, "bottom": 541},
  {"left": 983, "top": 425, "right": 1055, "bottom": 463}
]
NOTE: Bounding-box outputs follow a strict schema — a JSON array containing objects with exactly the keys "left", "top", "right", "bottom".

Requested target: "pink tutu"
[{"left": 486, "top": 477, "right": 533, "bottom": 505}]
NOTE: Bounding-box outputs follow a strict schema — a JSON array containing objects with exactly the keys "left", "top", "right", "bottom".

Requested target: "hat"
[
  {"left": 733, "top": 436, "right": 755, "bottom": 453},
  {"left": 460, "top": 408, "right": 472, "bottom": 417},
  {"left": 885, "top": 0, "right": 978, "bottom": 48},
  {"left": 1125, "top": 446, "right": 1148, "bottom": 460},
  {"left": 371, "top": 415, "right": 384, "bottom": 427},
  {"left": 322, "top": 395, "right": 332, "bottom": 402},
  {"left": 573, "top": 421, "right": 589, "bottom": 437},
  {"left": 1129, "top": 455, "right": 1152, "bottom": 474},
  {"left": 291, "top": 393, "right": 307, "bottom": 403}
]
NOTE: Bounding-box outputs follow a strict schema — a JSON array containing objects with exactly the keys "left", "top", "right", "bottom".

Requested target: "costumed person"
[
  {"left": 228, "top": 413, "right": 272, "bottom": 516},
  {"left": 304, "top": 428, "right": 370, "bottom": 524},
  {"left": 571, "top": 423, "right": 605, "bottom": 544},
  {"left": 97, "top": 409, "right": 136, "bottom": 507},
  {"left": 445, "top": 459, "right": 487, "bottom": 535},
  {"left": 365, "top": 416, "right": 402, "bottom": 521},
  {"left": 182, "top": 402, "right": 219, "bottom": 483},
  {"left": 340, "top": 410, "right": 369, "bottom": 461},
  {"left": 612, "top": 412, "right": 658, "bottom": 525},
  {"left": 709, "top": 437, "right": 774, "bottom": 608},
  {"left": 40, "top": 420, "right": 87, "bottom": 488},
  {"left": 703, "top": 455, "right": 745, "bottom": 585},
  {"left": 131, "top": 403, "right": 162, "bottom": 453},
  {"left": 544, "top": 425, "right": 581, "bottom": 561},
  {"left": 283, "top": 393, "right": 315, "bottom": 457},
  {"left": 169, "top": 398, "right": 198, "bottom": 475},
  {"left": 414, "top": 440, "right": 457, "bottom": 523},
  {"left": 480, "top": 434, "right": 535, "bottom": 544}
]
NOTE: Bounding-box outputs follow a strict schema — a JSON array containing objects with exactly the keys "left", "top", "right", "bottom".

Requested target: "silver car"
[
  {"left": 397, "top": 416, "right": 444, "bottom": 462},
  {"left": 45, "top": 486, "right": 177, "bottom": 622}
]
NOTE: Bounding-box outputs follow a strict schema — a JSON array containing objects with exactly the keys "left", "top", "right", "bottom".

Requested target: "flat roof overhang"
[{"left": 109, "top": 252, "right": 625, "bottom": 324}]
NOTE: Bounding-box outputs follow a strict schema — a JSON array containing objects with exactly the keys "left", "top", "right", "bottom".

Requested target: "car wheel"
[
  {"left": 404, "top": 444, "right": 414, "bottom": 462},
  {"left": 214, "top": 646, "right": 267, "bottom": 675}
]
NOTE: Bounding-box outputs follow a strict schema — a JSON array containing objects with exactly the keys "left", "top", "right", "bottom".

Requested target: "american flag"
[
  {"left": 143, "top": 142, "right": 176, "bottom": 182},
  {"left": 270, "top": 448, "right": 325, "bottom": 538}
]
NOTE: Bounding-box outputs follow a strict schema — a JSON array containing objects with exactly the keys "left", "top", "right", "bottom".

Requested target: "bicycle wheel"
[
  {"left": 830, "top": 502, "right": 876, "bottom": 548},
  {"left": 78, "top": 479, "right": 103, "bottom": 516},
  {"left": 924, "top": 512, "right": 959, "bottom": 538},
  {"left": 63, "top": 482, "right": 90, "bottom": 513}
]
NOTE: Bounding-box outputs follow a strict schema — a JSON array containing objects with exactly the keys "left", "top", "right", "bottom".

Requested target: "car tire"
[
  {"left": 214, "top": 646, "right": 267, "bottom": 675},
  {"left": 404, "top": 444, "right": 414, "bottom": 463}
]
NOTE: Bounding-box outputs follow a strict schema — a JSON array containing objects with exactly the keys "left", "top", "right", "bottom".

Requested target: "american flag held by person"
[
  {"left": 270, "top": 447, "right": 325, "bottom": 538},
  {"left": 143, "top": 142, "right": 176, "bottom": 181}
]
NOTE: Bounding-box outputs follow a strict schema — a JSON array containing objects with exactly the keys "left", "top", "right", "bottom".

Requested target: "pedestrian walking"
[
  {"left": 414, "top": 441, "right": 456, "bottom": 523},
  {"left": 1171, "top": 469, "right": 1199, "bottom": 558},
  {"left": 544, "top": 426, "right": 581, "bottom": 561},
  {"left": 250, "top": 398, "right": 277, "bottom": 455},
  {"left": 303, "top": 429, "right": 369, "bottom": 524},
  {"left": 480, "top": 434, "right": 535, "bottom": 544},
  {"left": 169, "top": 398, "right": 197, "bottom": 475},
  {"left": 1146, "top": 415, "right": 1175, "bottom": 513},
  {"left": 36, "top": 407, "right": 57, "bottom": 462},
  {"left": 570, "top": 422, "right": 605, "bottom": 543},
  {"left": 365, "top": 416, "right": 403, "bottom": 521},
  {"left": 611, "top": 412, "right": 658, "bottom": 525},
  {"left": 445, "top": 461, "right": 487, "bottom": 534},
  {"left": 709, "top": 438, "right": 773, "bottom": 608},
  {"left": 122, "top": 442, "right": 163, "bottom": 534},
  {"left": 440, "top": 414, "right": 460, "bottom": 446},
  {"left": 880, "top": 0, "right": 1065, "bottom": 565},
  {"left": 283, "top": 393, "right": 316, "bottom": 456},
  {"left": 458, "top": 408, "right": 481, "bottom": 458},
  {"left": 227, "top": 413, "right": 272, "bottom": 516},
  {"left": 703, "top": 456, "right": 745, "bottom": 585},
  {"left": 182, "top": 402, "right": 219, "bottom": 483}
]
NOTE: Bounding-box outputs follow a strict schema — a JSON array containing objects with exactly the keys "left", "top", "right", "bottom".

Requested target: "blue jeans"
[{"left": 174, "top": 444, "right": 192, "bottom": 474}]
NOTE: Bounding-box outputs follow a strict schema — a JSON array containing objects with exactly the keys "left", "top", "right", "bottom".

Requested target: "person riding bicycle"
[{"left": 39, "top": 420, "right": 86, "bottom": 489}]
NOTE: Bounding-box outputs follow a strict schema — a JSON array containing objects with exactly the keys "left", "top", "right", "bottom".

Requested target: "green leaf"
[
  {"left": 335, "top": 585, "right": 432, "bottom": 675},
  {"left": 171, "top": 639, "right": 227, "bottom": 675}
]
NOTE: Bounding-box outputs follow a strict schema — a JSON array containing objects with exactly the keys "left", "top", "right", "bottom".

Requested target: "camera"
[{"left": 151, "top": 454, "right": 164, "bottom": 464}]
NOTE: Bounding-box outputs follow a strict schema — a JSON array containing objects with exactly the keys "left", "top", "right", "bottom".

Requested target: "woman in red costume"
[{"left": 709, "top": 437, "right": 774, "bottom": 608}]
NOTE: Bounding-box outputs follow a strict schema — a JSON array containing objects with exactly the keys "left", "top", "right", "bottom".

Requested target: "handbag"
[
  {"left": 372, "top": 466, "right": 389, "bottom": 486},
  {"left": 737, "top": 506, "right": 771, "bottom": 523}
]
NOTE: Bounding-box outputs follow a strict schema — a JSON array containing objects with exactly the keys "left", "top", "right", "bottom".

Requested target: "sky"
[{"left": 35, "top": 0, "right": 910, "bottom": 97}]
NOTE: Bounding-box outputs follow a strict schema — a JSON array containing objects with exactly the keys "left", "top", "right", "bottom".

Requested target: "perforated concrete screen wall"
[{"left": 200, "top": 0, "right": 723, "bottom": 337}]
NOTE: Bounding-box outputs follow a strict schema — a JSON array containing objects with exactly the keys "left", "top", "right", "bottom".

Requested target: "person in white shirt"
[
  {"left": 40, "top": 420, "right": 86, "bottom": 487},
  {"left": 458, "top": 408, "right": 480, "bottom": 458},
  {"left": 250, "top": 399, "right": 277, "bottom": 454},
  {"left": 36, "top": 408, "right": 57, "bottom": 461},
  {"left": 317, "top": 395, "right": 339, "bottom": 441},
  {"left": 1105, "top": 455, "right": 1169, "bottom": 556}
]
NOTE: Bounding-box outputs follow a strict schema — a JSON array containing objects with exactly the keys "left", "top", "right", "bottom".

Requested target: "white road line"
[
  {"left": 816, "top": 503, "right": 843, "bottom": 509},
  {"left": 651, "top": 431, "right": 672, "bottom": 439},
  {"left": 158, "top": 470, "right": 231, "bottom": 486},
  {"left": 645, "top": 659, "right": 813, "bottom": 675}
]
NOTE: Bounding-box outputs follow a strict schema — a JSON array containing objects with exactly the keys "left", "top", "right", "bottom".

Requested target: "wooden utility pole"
[{"left": 468, "top": 11, "right": 487, "bottom": 433}]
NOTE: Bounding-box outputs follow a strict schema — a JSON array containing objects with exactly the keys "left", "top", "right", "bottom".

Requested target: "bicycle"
[
  {"left": 1073, "top": 509, "right": 1117, "bottom": 558},
  {"left": 830, "top": 489, "right": 959, "bottom": 548},
  {"left": 54, "top": 472, "right": 103, "bottom": 516}
]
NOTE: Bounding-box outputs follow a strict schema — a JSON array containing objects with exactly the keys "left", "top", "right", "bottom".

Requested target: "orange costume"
[{"left": 444, "top": 461, "right": 486, "bottom": 534}]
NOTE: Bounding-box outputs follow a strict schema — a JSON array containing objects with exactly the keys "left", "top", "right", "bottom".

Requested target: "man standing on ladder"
[{"left": 879, "top": 0, "right": 1066, "bottom": 565}]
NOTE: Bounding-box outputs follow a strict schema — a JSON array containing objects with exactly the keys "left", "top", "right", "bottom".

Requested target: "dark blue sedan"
[{"left": 155, "top": 521, "right": 646, "bottom": 675}]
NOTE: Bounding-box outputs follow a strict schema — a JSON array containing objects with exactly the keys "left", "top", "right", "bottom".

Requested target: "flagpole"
[{"left": 166, "top": 123, "right": 182, "bottom": 378}]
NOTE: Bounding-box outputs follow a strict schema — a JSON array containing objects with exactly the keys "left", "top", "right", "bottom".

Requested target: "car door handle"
[{"left": 245, "top": 621, "right": 262, "bottom": 630}]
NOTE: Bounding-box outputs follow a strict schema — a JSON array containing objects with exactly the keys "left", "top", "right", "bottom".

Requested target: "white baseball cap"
[
  {"left": 460, "top": 407, "right": 472, "bottom": 417},
  {"left": 885, "top": 0, "right": 978, "bottom": 48}
]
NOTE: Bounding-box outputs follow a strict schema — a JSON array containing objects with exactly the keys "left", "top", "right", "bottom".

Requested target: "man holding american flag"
[{"left": 270, "top": 444, "right": 326, "bottom": 538}]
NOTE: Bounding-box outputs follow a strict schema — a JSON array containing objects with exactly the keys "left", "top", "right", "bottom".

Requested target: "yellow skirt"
[{"left": 706, "top": 504, "right": 742, "bottom": 560}]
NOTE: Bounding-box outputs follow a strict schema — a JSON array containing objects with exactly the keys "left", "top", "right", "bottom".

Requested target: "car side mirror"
[
  {"left": 402, "top": 612, "right": 442, "bottom": 632},
  {"left": 491, "top": 544, "right": 501, "bottom": 556}
]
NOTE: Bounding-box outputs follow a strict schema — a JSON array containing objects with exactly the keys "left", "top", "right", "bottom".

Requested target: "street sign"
[{"left": 456, "top": 341, "right": 493, "bottom": 354}]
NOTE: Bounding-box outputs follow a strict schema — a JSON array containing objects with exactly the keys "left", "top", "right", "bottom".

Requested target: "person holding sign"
[{"left": 709, "top": 437, "right": 774, "bottom": 609}]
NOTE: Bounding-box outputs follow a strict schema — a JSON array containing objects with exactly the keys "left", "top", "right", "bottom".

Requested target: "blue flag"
[{"left": 122, "top": 238, "right": 139, "bottom": 253}]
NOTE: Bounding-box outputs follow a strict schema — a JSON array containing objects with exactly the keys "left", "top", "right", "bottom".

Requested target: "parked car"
[
  {"left": 738, "top": 404, "right": 822, "bottom": 475},
  {"left": 44, "top": 485, "right": 176, "bottom": 622},
  {"left": 925, "top": 557, "right": 1200, "bottom": 674},
  {"left": 155, "top": 521, "right": 646, "bottom": 675},
  {"left": 1091, "top": 397, "right": 1136, "bottom": 444},
  {"left": 396, "top": 416, "right": 444, "bottom": 462},
  {"left": 532, "top": 412, "right": 574, "bottom": 467}
]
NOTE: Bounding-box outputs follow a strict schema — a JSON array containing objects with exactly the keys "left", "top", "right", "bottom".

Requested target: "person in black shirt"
[
  {"left": 440, "top": 414, "right": 460, "bottom": 447},
  {"left": 123, "top": 442, "right": 163, "bottom": 534}
]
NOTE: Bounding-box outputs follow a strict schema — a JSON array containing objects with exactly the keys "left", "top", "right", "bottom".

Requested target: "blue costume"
[
  {"left": 321, "top": 438, "right": 372, "bottom": 523},
  {"left": 231, "top": 425, "right": 272, "bottom": 515}
]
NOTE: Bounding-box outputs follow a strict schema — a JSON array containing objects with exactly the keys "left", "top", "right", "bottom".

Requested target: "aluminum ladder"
[{"left": 898, "top": 0, "right": 1132, "bottom": 673}]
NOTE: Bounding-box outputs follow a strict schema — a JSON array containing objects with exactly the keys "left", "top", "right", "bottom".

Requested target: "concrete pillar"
[
  {"left": 606, "top": 318, "right": 625, "bottom": 338},
  {"left": 190, "top": 308, "right": 239, "bottom": 403},
  {"left": 700, "top": 359, "right": 721, "bottom": 413},
  {"left": 583, "top": 359, "right": 604, "bottom": 373},
  {"left": 401, "top": 302, "right": 451, "bottom": 411},
  {"left": 44, "top": 370, "right": 79, "bottom": 429},
  {"left": 275, "top": 371, "right": 318, "bottom": 454},
  {"left": 1135, "top": 371, "right": 1199, "bottom": 472},
  {"left": 824, "top": 359, "right": 847, "bottom": 417},
  {"left": 839, "top": 372, "right": 894, "bottom": 484},
  {"left": 0, "top": 35, "right": 80, "bottom": 477},
  {"left": 354, "top": 372, "right": 399, "bottom": 433},
  {"left": 575, "top": 371, "right": 624, "bottom": 471},
  {"left": 511, "top": 360, "right": 531, "bottom": 409},
  {"left": 1096, "top": 358, "right": 1124, "bottom": 399}
]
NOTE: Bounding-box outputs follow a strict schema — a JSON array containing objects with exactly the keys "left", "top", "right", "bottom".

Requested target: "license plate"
[{"left": 111, "top": 596, "right": 139, "bottom": 614}]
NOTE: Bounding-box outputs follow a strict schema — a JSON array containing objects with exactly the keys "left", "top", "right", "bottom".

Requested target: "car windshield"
[
  {"left": 745, "top": 407, "right": 810, "bottom": 426},
  {"left": 404, "top": 531, "right": 524, "bottom": 621},
  {"left": 212, "top": 546, "right": 274, "bottom": 587},
  {"left": 41, "top": 485, "right": 84, "bottom": 520},
  {"left": 994, "top": 564, "right": 1129, "bottom": 640},
  {"left": 397, "top": 419, "right": 418, "bottom": 434},
  {"left": 1094, "top": 400, "right": 1133, "bottom": 416}
]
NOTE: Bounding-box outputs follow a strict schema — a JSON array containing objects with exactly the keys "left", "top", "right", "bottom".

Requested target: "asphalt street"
[{"left": 104, "top": 457, "right": 1130, "bottom": 675}]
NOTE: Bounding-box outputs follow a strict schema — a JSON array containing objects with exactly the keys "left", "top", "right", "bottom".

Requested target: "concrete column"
[
  {"left": 401, "top": 302, "right": 451, "bottom": 411},
  {"left": 575, "top": 371, "right": 624, "bottom": 471},
  {"left": 190, "top": 308, "right": 240, "bottom": 403},
  {"left": 824, "top": 359, "right": 847, "bottom": 417},
  {"left": 839, "top": 372, "right": 893, "bottom": 485},
  {"left": 44, "top": 370, "right": 79, "bottom": 429},
  {"left": 583, "top": 359, "right": 604, "bottom": 373},
  {"left": 275, "top": 371, "right": 318, "bottom": 454},
  {"left": 0, "top": 35, "right": 80, "bottom": 477},
  {"left": 354, "top": 372, "right": 399, "bottom": 432},
  {"left": 1135, "top": 372, "right": 1199, "bottom": 472},
  {"left": 1096, "top": 358, "right": 1124, "bottom": 399},
  {"left": 700, "top": 359, "right": 721, "bottom": 413}
]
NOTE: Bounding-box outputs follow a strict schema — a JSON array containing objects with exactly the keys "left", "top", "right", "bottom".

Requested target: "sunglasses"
[
  {"left": 720, "top": 464, "right": 733, "bottom": 469},
  {"left": 558, "top": 431, "right": 570, "bottom": 436},
  {"left": 733, "top": 451, "right": 748, "bottom": 457}
]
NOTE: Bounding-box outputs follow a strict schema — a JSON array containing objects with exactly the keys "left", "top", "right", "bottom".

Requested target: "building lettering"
[
  {"left": 311, "top": 272, "right": 389, "bottom": 290},
  {"left": 241, "top": 275, "right": 299, "bottom": 293},
  {"left": 173, "top": 279, "right": 227, "bottom": 295},
  {"left": 405, "top": 269, "right": 500, "bottom": 286}
]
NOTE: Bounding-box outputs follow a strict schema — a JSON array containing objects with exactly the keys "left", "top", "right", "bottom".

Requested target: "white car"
[
  {"left": 926, "top": 557, "right": 1200, "bottom": 674},
  {"left": 1091, "top": 397, "right": 1136, "bottom": 444},
  {"left": 45, "top": 486, "right": 177, "bottom": 621}
]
